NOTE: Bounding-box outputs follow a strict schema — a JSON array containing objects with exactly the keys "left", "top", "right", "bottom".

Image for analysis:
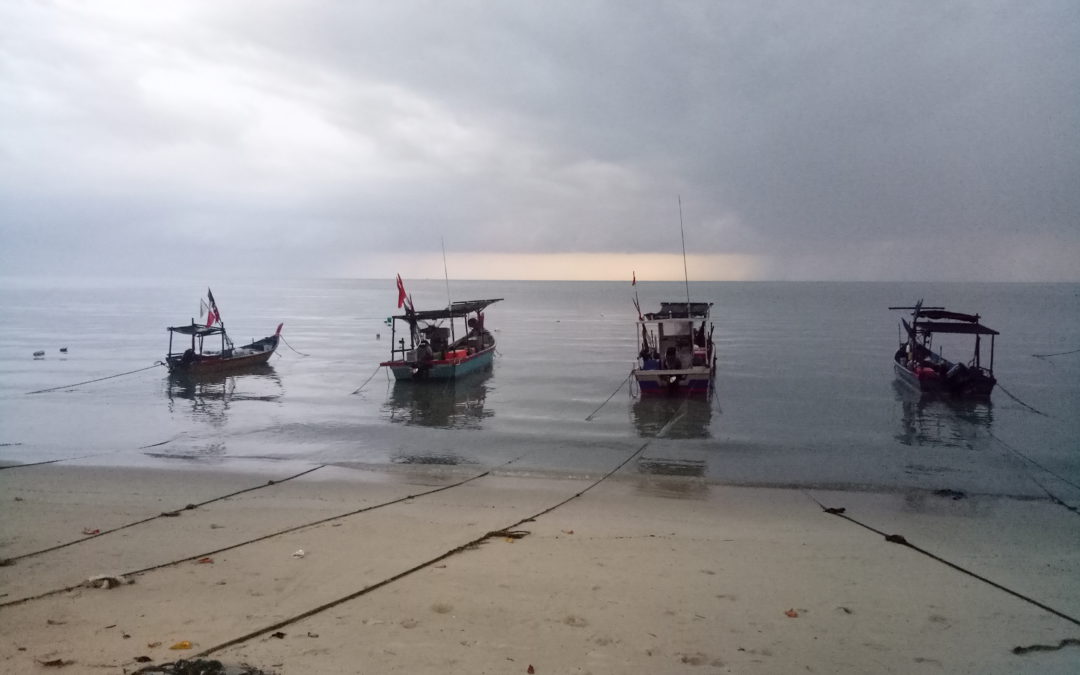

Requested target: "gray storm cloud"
[{"left": 1, "top": 1, "right": 1077, "bottom": 280}]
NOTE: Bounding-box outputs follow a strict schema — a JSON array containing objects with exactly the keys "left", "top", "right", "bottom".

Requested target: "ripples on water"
[{"left": 0, "top": 278, "right": 1077, "bottom": 499}]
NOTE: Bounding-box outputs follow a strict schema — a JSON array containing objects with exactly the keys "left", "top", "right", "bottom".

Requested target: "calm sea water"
[{"left": 1, "top": 278, "right": 1078, "bottom": 500}]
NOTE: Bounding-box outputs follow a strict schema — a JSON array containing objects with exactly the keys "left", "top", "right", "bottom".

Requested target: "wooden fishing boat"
[
  {"left": 632, "top": 301, "right": 715, "bottom": 397},
  {"left": 380, "top": 298, "right": 502, "bottom": 381},
  {"left": 890, "top": 301, "right": 997, "bottom": 398},
  {"left": 166, "top": 322, "right": 283, "bottom": 374}
]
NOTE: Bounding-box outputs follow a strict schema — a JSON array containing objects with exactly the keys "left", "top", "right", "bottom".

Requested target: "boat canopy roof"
[
  {"left": 167, "top": 324, "right": 226, "bottom": 337},
  {"left": 916, "top": 309, "right": 981, "bottom": 323},
  {"left": 892, "top": 304, "right": 998, "bottom": 336},
  {"left": 915, "top": 320, "right": 999, "bottom": 336},
  {"left": 643, "top": 302, "right": 713, "bottom": 321},
  {"left": 394, "top": 298, "right": 502, "bottom": 321}
]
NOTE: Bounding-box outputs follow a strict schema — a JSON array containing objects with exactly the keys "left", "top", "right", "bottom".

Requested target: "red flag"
[
  {"left": 632, "top": 271, "right": 636, "bottom": 286},
  {"left": 396, "top": 275, "right": 408, "bottom": 309},
  {"left": 206, "top": 288, "right": 221, "bottom": 327}
]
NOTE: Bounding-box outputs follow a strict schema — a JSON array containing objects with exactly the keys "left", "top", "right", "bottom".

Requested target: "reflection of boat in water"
[
  {"left": 889, "top": 300, "right": 998, "bottom": 398},
  {"left": 382, "top": 369, "right": 493, "bottom": 429},
  {"left": 631, "top": 397, "right": 713, "bottom": 439},
  {"left": 637, "top": 456, "right": 707, "bottom": 477},
  {"left": 166, "top": 364, "right": 283, "bottom": 424},
  {"left": 892, "top": 381, "right": 993, "bottom": 449},
  {"left": 634, "top": 454, "right": 710, "bottom": 499}
]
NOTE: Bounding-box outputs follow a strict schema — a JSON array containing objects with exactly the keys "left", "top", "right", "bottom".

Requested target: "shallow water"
[{"left": 1, "top": 278, "right": 1077, "bottom": 500}]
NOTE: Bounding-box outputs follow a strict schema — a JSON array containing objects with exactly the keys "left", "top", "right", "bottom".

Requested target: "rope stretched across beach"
[{"left": 801, "top": 490, "right": 1080, "bottom": 629}]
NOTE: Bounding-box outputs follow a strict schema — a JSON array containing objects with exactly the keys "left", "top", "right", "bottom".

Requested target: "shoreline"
[{"left": 1, "top": 463, "right": 1078, "bottom": 673}]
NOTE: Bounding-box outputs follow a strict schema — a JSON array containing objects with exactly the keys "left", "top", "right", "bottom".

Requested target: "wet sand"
[{"left": 1, "top": 463, "right": 1078, "bottom": 674}]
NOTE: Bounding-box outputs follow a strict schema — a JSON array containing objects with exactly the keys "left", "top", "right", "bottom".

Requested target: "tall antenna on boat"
[
  {"left": 441, "top": 237, "right": 455, "bottom": 341},
  {"left": 678, "top": 195, "right": 691, "bottom": 312},
  {"left": 440, "top": 237, "right": 452, "bottom": 308}
]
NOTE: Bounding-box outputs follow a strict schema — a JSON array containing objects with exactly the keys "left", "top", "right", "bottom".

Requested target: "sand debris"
[{"left": 84, "top": 574, "right": 131, "bottom": 589}]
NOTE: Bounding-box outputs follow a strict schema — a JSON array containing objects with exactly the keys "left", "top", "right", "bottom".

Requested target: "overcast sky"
[{"left": 1, "top": 1, "right": 1077, "bottom": 281}]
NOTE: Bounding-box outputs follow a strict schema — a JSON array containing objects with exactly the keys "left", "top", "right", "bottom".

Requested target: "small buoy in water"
[
  {"left": 60, "top": 347, "right": 68, "bottom": 353},
  {"left": 33, "top": 350, "right": 45, "bottom": 358}
]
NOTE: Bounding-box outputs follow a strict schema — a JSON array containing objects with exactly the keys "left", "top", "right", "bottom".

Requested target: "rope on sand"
[
  {"left": 0, "top": 461, "right": 505, "bottom": 609},
  {"left": 1012, "top": 638, "right": 1080, "bottom": 655},
  {"left": 195, "top": 437, "right": 657, "bottom": 659},
  {"left": 0, "top": 465, "right": 329, "bottom": 567},
  {"left": 800, "top": 491, "right": 1080, "bottom": 629},
  {"left": 193, "top": 406, "right": 682, "bottom": 660},
  {"left": 25, "top": 362, "right": 165, "bottom": 395},
  {"left": 0, "top": 451, "right": 124, "bottom": 472},
  {"left": 5, "top": 399, "right": 682, "bottom": 663}
]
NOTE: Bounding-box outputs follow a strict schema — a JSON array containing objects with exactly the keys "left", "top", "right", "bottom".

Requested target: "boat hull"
[
  {"left": 383, "top": 346, "right": 495, "bottom": 381},
  {"left": 893, "top": 360, "right": 995, "bottom": 398},
  {"left": 633, "top": 367, "right": 714, "bottom": 398},
  {"left": 166, "top": 337, "right": 279, "bottom": 375}
]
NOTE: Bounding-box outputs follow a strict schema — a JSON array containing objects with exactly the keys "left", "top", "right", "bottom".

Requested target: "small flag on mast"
[
  {"left": 396, "top": 275, "right": 414, "bottom": 312},
  {"left": 396, "top": 274, "right": 408, "bottom": 309},
  {"left": 205, "top": 288, "right": 221, "bottom": 327}
]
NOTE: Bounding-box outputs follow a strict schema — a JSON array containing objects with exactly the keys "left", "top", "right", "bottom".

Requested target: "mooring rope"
[
  {"left": 1026, "top": 473, "right": 1080, "bottom": 516},
  {"left": 800, "top": 490, "right": 1080, "bottom": 629},
  {"left": 0, "top": 451, "right": 121, "bottom": 471},
  {"left": 24, "top": 362, "right": 165, "bottom": 395},
  {"left": 350, "top": 365, "right": 384, "bottom": 395},
  {"left": 195, "top": 435, "right": 660, "bottom": 660},
  {"left": 994, "top": 382, "right": 1049, "bottom": 417},
  {"left": 1012, "top": 637, "right": 1080, "bottom": 655},
  {"left": 0, "top": 465, "right": 328, "bottom": 565},
  {"left": 585, "top": 372, "right": 632, "bottom": 421},
  {"left": 0, "top": 432, "right": 187, "bottom": 472},
  {"left": 7, "top": 399, "right": 679, "bottom": 665},
  {"left": 278, "top": 335, "right": 309, "bottom": 357},
  {"left": 986, "top": 429, "right": 1080, "bottom": 493},
  {"left": 0, "top": 455, "right": 522, "bottom": 609},
  {"left": 186, "top": 401, "right": 686, "bottom": 661},
  {"left": 1033, "top": 347, "right": 1080, "bottom": 359}
]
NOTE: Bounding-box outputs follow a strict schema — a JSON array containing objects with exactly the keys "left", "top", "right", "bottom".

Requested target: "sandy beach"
[{"left": 1, "top": 462, "right": 1078, "bottom": 674}]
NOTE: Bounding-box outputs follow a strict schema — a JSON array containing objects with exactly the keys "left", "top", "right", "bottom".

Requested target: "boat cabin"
[
  {"left": 890, "top": 303, "right": 998, "bottom": 397},
  {"left": 167, "top": 322, "right": 235, "bottom": 365},
  {"left": 385, "top": 298, "right": 502, "bottom": 366},
  {"left": 637, "top": 302, "right": 714, "bottom": 372}
]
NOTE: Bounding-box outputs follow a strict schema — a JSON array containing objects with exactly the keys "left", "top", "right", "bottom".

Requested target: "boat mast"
[
  {"left": 678, "top": 195, "right": 691, "bottom": 316},
  {"left": 441, "top": 237, "right": 454, "bottom": 343}
]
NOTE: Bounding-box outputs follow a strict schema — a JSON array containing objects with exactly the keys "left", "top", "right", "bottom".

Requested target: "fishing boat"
[
  {"left": 165, "top": 288, "right": 283, "bottom": 374},
  {"left": 165, "top": 322, "right": 283, "bottom": 374},
  {"left": 632, "top": 301, "right": 716, "bottom": 397},
  {"left": 890, "top": 301, "right": 997, "bottom": 398},
  {"left": 380, "top": 297, "right": 502, "bottom": 381}
]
